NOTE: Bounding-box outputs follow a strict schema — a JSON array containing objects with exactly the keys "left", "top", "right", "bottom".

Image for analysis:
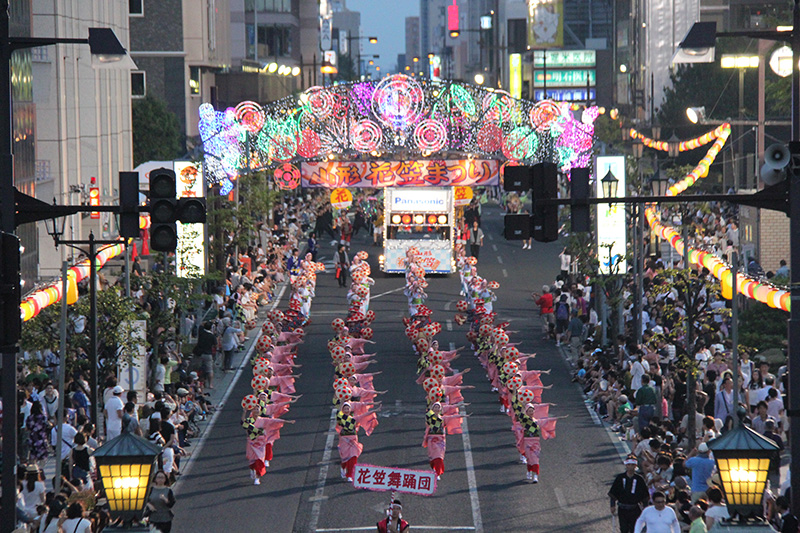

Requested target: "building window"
[
  {"left": 507, "top": 19, "right": 527, "bottom": 54},
  {"left": 250, "top": 0, "right": 291, "bottom": 13},
  {"left": 189, "top": 66, "right": 200, "bottom": 95},
  {"left": 129, "top": 0, "right": 143, "bottom": 16},
  {"left": 257, "top": 25, "right": 292, "bottom": 58},
  {"left": 131, "top": 71, "right": 145, "bottom": 98}
]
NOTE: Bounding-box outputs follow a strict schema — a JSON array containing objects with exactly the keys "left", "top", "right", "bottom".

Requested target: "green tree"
[
  {"left": 132, "top": 96, "right": 183, "bottom": 167},
  {"left": 739, "top": 303, "right": 787, "bottom": 352}
]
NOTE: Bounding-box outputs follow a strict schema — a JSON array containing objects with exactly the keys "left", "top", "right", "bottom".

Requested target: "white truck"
[{"left": 379, "top": 187, "right": 456, "bottom": 274}]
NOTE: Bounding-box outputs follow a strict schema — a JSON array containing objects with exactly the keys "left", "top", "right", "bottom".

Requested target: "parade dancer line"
[{"left": 242, "top": 401, "right": 294, "bottom": 485}]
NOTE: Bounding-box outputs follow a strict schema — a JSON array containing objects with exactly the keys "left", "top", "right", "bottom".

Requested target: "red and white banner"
[
  {"left": 301, "top": 160, "right": 500, "bottom": 189},
  {"left": 352, "top": 464, "right": 437, "bottom": 496}
]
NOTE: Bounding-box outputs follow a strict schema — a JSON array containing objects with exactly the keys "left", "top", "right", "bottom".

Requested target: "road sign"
[{"left": 352, "top": 464, "right": 437, "bottom": 496}]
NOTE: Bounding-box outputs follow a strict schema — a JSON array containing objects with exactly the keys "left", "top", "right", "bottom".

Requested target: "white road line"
[
  {"left": 446, "top": 320, "right": 453, "bottom": 331},
  {"left": 502, "top": 269, "right": 508, "bottom": 278},
  {"left": 173, "top": 284, "right": 287, "bottom": 496},
  {"left": 444, "top": 301, "right": 452, "bottom": 311},
  {"left": 492, "top": 244, "right": 498, "bottom": 252},
  {"left": 452, "top": 342, "right": 484, "bottom": 533},
  {"left": 316, "top": 527, "right": 475, "bottom": 532},
  {"left": 488, "top": 234, "right": 494, "bottom": 241},
  {"left": 496, "top": 256, "right": 503, "bottom": 265},
  {"left": 308, "top": 408, "right": 338, "bottom": 532},
  {"left": 371, "top": 286, "right": 406, "bottom": 299}
]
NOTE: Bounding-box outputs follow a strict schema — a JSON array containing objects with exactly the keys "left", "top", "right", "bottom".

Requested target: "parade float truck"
[{"left": 380, "top": 187, "right": 456, "bottom": 274}]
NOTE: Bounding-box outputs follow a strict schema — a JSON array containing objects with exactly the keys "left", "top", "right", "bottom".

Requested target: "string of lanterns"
[
  {"left": 20, "top": 243, "right": 125, "bottom": 322},
  {"left": 640, "top": 123, "right": 789, "bottom": 312}
]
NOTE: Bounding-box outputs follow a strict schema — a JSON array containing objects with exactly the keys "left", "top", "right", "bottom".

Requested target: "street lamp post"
[{"left": 346, "top": 35, "right": 377, "bottom": 80}]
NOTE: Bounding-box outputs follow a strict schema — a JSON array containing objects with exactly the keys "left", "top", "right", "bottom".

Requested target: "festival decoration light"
[
  {"left": 640, "top": 123, "right": 790, "bottom": 312},
  {"left": 198, "top": 74, "right": 601, "bottom": 187},
  {"left": 20, "top": 242, "right": 125, "bottom": 322}
]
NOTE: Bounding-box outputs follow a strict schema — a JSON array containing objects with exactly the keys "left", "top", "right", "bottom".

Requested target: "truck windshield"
[{"left": 387, "top": 226, "right": 450, "bottom": 241}]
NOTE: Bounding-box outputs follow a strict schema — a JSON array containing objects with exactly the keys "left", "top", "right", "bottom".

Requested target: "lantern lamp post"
[
  {"left": 93, "top": 433, "right": 162, "bottom": 526},
  {"left": 707, "top": 425, "right": 781, "bottom": 529}
]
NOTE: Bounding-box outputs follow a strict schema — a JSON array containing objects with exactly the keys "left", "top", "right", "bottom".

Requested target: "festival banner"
[
  {"left": 352, "top": 464, "right": 437, "bottom": 496},
  {"left": 330, "top": 188, "right": 353, "bottom": 209},
  {"left": 301, "top": 160, "right": 499, "bottom": 189},
  {"left": 528, "top": 0, "right": 564, "bottom": 49},
  {"left": 454, "top": 186, "right": 473, "bottom": 206},
  {"left": 384, "top": 241, "right": 452, "bottom": 274},
  {"left": 174, "top": 161, "right": 206, "bottom": 277}
]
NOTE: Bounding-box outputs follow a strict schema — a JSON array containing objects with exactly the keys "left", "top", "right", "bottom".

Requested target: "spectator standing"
[
  {"left": 335, "top": 245, "right": 350, "bottom": 288},
  {"left": 688, "top": 506, "right": 707, "bottom": 533},
  {"left": 146, "top": 470, "right": 176, "bottom": 533},
  {"left": 467, "top": 220, "right": 484, "bottom": 260},
  {"left": 776, "top": 496, "right": 798, "bottom": 533},
  {"left": 532, "top": 286, "right": 555, "bottom": 339},
  {"left": 634, "top": 491, "right": 680, "bottom": 533},
  {"left": 609, "top": 454, "right": 649, "bottom": 533},
  {"left": 104, "top": 385, "right": 125, "bottom": 441},
  {"left": 219, "top": 317, "right": 243, "bottom": 373},
  {"left": 554, "top": 294, "right": 570, "bottom": 346},
  {"left": 559, "top": 247, "right": 571, "bottom": 281},
  {"left": 193, "top": 322, "right": 218, "bottom": 389},
  {"left": 566, "top": 310, "right": 584, "bottom": 361},
  {"left": 684, "top": 443, "right": 715, "bottom": 502},
  {"left": 635, "top": 375, "right": 658, "bottom": 432}
]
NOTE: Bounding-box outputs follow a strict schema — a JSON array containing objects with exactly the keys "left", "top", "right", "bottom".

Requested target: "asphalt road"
[{"left": 172, "top": 204, "right": 624, "bottom": 533}]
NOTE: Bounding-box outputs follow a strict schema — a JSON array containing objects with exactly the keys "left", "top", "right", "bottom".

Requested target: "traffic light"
[
  {"left": 119, "top": 171, "right": 140, "bottom": 239},
  {"left": 149, "top": 168, "right": 178, "bottom": 252},
  {"left": 178, "top": 196, "right": 207, "bottom": 224},
  {"left": 531, "top": 162, "right": 558, "bottom": 243},
  {"left": 448, "top": 0, "right": 459, "bottom": 38},
  {"left": 0, "top": 232, "right": 21, "bottom": 348},
  {"left": 89, "top": 177, "right": 100, "bottom": 219},
  {"left": 570, "top": 167, "right": 591, "bottom": 233}
]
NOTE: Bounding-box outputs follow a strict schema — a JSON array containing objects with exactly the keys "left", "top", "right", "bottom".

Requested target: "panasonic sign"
[{"left": 391, "top": 189, "right": 448, "bottom": 212}]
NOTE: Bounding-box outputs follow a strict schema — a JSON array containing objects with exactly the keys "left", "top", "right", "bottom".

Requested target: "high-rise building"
[
  {"left": 32, "top": 0, "right": 133, "bottom": 281},
  {"left": 217, "top": 0, "right": 318, "bottom": 109},
  {"left": 332, "top": 0, "right": 362, "bottom": 79},
  {"left": 405, "top": 16, "right": 420, "bottom": 72}
]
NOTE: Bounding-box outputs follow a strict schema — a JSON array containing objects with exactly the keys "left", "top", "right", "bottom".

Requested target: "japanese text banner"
[
  {"left": 352, "top": 464, "right": 437, "bottom": 496},
  {"left": 301, "top": 160, "right": 499, "bottom": 188}
]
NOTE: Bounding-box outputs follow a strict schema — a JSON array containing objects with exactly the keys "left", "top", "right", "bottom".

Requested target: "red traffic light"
[{"left": 89, "top": 187, "right": 100, "bottom": 219}]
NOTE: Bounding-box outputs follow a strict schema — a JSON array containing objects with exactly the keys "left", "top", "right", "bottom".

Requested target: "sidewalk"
[
  {"left": 41, "top": 284, "right": 287, "bottom": 490},
  {"left": 553, "top": 336, "right": 791, "bottom": 489}
]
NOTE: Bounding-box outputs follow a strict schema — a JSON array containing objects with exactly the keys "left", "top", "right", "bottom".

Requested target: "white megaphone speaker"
[{"left": 761, "top": 143, "right": 791, "bottom": 185}]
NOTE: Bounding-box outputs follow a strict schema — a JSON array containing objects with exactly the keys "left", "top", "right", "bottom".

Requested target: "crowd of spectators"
[
  {"left": 5, "top": 192, "right": 330, "bottom": 531},
  {"left": 532, "top": 200, "right": 792, "bottom": 531}
]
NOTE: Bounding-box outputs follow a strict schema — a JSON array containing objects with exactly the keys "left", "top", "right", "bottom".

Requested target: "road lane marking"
[
  {"left": 308, "top": 408, "right": 338, "bottom": 532},
  {"left": 446, "top": 320, "right": 453, "bottom": 331},
  {"left": 173, "top": 284, "right": 287, "bottom": 496},
  {"left": 452, "top": 342, "right": 484, "bottom": 533},
  {"left": 444, "top": 301, "right": 452, "bottom": 311},
  {"left": 492, "top": 244, "right": 498, "bottom": 252},
  {"left": 554, "top": 487, "right": 582, "bottom": 516},
  {"left": 371, "top": 286, "right": 406, "bottom": 299},
  {"left": 497, "top": 256, "right": 503, "bottom": 264},
  {"left": 555, "top": 341, "right": 631, "bottom": 464},
  {"left": 502, "top": 269, "right": 508, "bottom": 278},
  {"left": 488, "top": 234, "right": 494, "bottom": 241},
  {"left": 317, "top": 527, "right": 475, "bottom": 531}
]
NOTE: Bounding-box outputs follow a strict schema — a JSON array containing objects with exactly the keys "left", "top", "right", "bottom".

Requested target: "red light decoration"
[
  {"left": 89, "top": 187, "right": 100, "bottom": 219},
  {"left": 401, "top": 214, "right": 412, "bottom": 224}
]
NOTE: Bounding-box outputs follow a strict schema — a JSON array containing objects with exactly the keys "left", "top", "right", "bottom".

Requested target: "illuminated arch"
[{"left": 198, "top": 74, "right": 602, "bottom": 187}]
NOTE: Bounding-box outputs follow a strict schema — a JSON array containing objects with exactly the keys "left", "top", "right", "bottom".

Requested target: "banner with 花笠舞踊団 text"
[
  {"left": 301, "top": 160, "right": 499, "bottom": 188},
  {"left": 352, "top": 464, "right": 437, "bottom": 496},
  {"left": 528, "top": 0, "right": 563, "bottom": 48}
]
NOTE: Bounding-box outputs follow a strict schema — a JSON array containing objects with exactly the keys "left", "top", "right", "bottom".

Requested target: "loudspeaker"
[
  {"left": 504, "top": 166, "right": 532, "bottom": 192},
  {"left": 570, "top": 167, "right": 591, "bottom": 233},
  {"left": 531, "top": 162, "right": 558, "bottom": 242},
  {"left": 504, "top": 214, "right": 530, "bottom": 240},
  {"left": 764, "top": 143, "right": 790, "bottom": 170}
]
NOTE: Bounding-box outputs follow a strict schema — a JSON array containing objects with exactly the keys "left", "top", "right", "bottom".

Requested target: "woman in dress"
[
  {"left": 26, "top": 401, "right": 50, "bottom": 468},
  {"left": 146, "top": 470, "right": 176, "bottom": 533},
  {"left": 422, "top": 402, "right": 464, "bottom": 480},
  {"left": 520, "top": 404, "right": 541, "bottom": 483},
  {"left": 243, "top": 405, "right": 294, "bottom": 485},
  {"left": 336, "top": 401, "right": 380, "bottom": 482}
]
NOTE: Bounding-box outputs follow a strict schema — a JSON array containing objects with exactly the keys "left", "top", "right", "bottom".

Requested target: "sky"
[{"left": 345, "top": 0, "right": 419, "bottom": 74}]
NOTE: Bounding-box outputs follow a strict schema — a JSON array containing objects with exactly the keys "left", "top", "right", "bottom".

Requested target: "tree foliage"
[
  {"left": 132, "top": 96, "right": 183, "bottom": 167},
  {"left": 738, "top": 302, "right": 787, "bottom": 352}
]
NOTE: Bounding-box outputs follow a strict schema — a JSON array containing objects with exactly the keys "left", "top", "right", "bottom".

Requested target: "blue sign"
[{"left": 533, "top": 88, "right": 595, "bottom": 101}]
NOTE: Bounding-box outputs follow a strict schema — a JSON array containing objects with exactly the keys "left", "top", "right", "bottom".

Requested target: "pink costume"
[
  {"left": 268, "top": 375, "right": 297, "bottom": 394},
  {"left": 347, "top": 338, "right": 374, "bottom": 355},
  {"left": 278, "top": 331, "right": 304, "bottom": 344},
  {"left": 519, "top": 370, "right": 544, "bottom": 388},
  {"left": 246, "top": 417, "right": 286, "bottom": 477}
]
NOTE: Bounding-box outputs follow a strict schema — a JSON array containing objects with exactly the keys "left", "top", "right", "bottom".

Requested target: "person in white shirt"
[
  {"left": 630, "top": 354, "right": 650, "bottom": 392},
  {"left": 51, "top": 416, "right": 78, "bottom": 476},
  {"left": 103, "top": 386, "right": 125, "bottom": 441},
  {"left": 634, "top": 491, "right": 681, "bottom": 533}
]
